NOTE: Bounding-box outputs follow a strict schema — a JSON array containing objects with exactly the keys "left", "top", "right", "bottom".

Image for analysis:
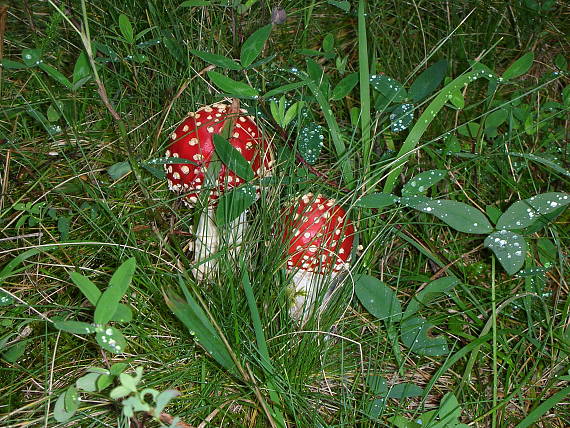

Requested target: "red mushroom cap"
[
  {"left": 283, "top": 193, "right": 355, "bottom": 274},
  {"left": 165, "top": 103, "right": 273, "bottom": 205}
]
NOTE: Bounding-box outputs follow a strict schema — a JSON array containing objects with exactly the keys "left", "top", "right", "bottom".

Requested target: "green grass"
[{"left": 1, "top": 0, "right": 569, "bottom": 426}]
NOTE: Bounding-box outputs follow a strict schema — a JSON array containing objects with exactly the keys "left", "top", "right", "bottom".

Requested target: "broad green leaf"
[
  {"left": 212, "top": 134, "right": 254, "bottom": 181},
  {"left": 207, "top": 71, "right": 258, "bottom": 97},
  {"left": 95, "top": 327, "right": 127, "bottom": 354},
  {"left": 70, "top": 272, "right": 101, "bottom": 306},
  {"left": 402, "top": 197, "right": 493, "bottom": 234},
  {"left": 366, "top": 374, "right": 387, "bottom": 395},
  {"left": 54, "top": 392, "right": 75, "bottom": 422},
  {"left": 298, "top": 123, "right": 324, "bottom": 164},
  {"left": 322, "top": 33, "right": 334, "bottom": 53},
  {"left": 72, "top": 51, "right": 91, "bottom": 86},
  {"left": 327, "top": 0, "right": 350, "bottom": 12},
  {"left": 366, "top": 398, "right": 387, "bottom": 419},
  {"left": 537, "top": 237, "right": 557, "bottom": 266},
  {"left": 107, "top": 161, "right": 131, "bottom": 180},
  {"left": 403, "top": 276, "right": 459, "bottom": 319},
  {"left": 496, "top": 192, "right": 569, "bottom": 230},
  {"left": 110, "top": 362, "right": 128, "bottom": 376},
  {"left": 94, "top": 258, "right": 136, "bottom": 325},
  {"left": 401, "top": 316, "right": 449, "bottom": 356},
  {"left": 154, "top": 390, "right": 180, "bottom": 416},
  {"left": 355, "top": 193, "right": 399, "bottom": 209},
  {"left": 387, "top": 383, "right": 423, "bottom": 399},
  {"left": 110, "top": 303, "right": 133, "bottom": 323},
  {"left": 458, "top": 121, "right": 480, "bottom": 138},
  {"left": 0, "top": 59, "right": 27, "bottom": 69},
  {"left": 433, "top": 392, "right": 462, "bottom": 427},
  {"left": 64, "top": 386, "right": 80, "bottom": 413},
  {"left": 390, "top": 103, "right": 414, "bottom": 133},
  {"left": 109, "top": 385, "right": 131, "bottom": 399},
  {"left": 118, "top": 14, "right": 134, "bottom": 44},
  {"left": 484, "top": 231, "right": 527, "bottom": 275},
  {"left": 449, "top": 88, "right": 464, "bottom": 109},
  {"left": 97, "top": 374, "right": 114, "bottom": 391},
  {"left": 163, "top": 285, "right": 237, "bottom": 373},
  {"left": 54, "top": 320, "right": 96, "bottom": 335},
  {"left": 0, "top": 290, "right": 14, "bottom": 306},
  {"left": 502, "top": 52, "right": 534, "bottom": 81},
  {"left": 179, "top": 0, "right": 211, "bottom": 6},
  {"left": 76, "top": 373, "right": 100, "bottom": 392},
  {"left": 354, "top": 274, "right": 402, "bottom": 321},
  {"left": 331, "top": 72, "right": 359, "bottom": 100},
  {"left": 402, "top": 169, "right": 447, "bottom": 196},
  {"left": 240, "top": 24, "right": 272, "bottom": 68},
  {"left": 409, "top": 59, "right": 448, "bottom": 103},
  {"left": 119, "top": 373, "right": 138, "bottom": 392},
  {"left": 485, "top": 108, "right": 508, "bottom": 129},
  {"left": 2, "top": 340, "right": 28, "bottom": 363},
  {"left": 21, "top": 48, "right": 41, "bottom": 66},
  {"left": 190, "top": 50, "right": 241, "bottom": 70},
  {"left": 369, "top": 74, "right": 407, "bottom": 103},
  {"left": 38, "top": 63, "right": 72, "bottom": 89},
  {"left": 215, "top": 184, "right": 257, "bottom": 226},
  {"left": 57, "top": 216, "right": 71, "bottom": 240}
]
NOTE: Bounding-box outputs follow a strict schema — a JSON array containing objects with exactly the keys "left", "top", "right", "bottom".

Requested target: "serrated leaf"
[
  {"left": 154, "top": 390, "right": 180, "bottom": 416},
  {"left": 64, "top": 386, "right": 80, "bottom": 413},
  {"left": 190, "top": 50, "right": 241, "bottom": 70},
  {"left": 387, "top": 383, "right": 423, "bottom": 399},
  {"left": 496, "top": 192, "right": 569, "bottom": 230},
  {"left": 21, "top": 48, "right": 41, "bottom": 66},
  {"left": 96, "top": 327, "right": 127, "bottom": 354},
  {"left": 54, "top": 392, "right": 75, "bottom": 422},
  {"left": 355, "top": 193, "right": 399, "bottom": 209},
  {"left": 369, "top": 74, "right": 407, "bottom": 103},
  {"left": 70, "top": 272, "right": 101, "bottom": 306},
  {"left": 331, "top": 72, "right": 359, "bottom": 100},
  {"left": 207, "top": 71, "right": 258, "bottom": 97},
  {"left": 390, "top": 103, "right": 414, "bottom": 132},
  {"left": 484, "top": 231, "right": 527, "bottom": 275},
  {"left": 240, "top": 24, "right": 272, "bottom": 68},
  {"left": 402, "top": 169, "right": 447, "bottom": 196},
  {"left": 409, "top": 59, "right": 448, "bottom": 103},
  {"left": 108, "top": 161, "right": 131, "bottom": 180},
  {"left": 354, "top": 274, "right": 402, "bottom": 321},
  {"left": 401, "top": 316, "right": 448, "bottom": 356},
  {"left": 118, "top": 14, "right": 134, "bottom": 44},
  {"left": 403, "top": 276, "right": 459, "bottom": 319},
  {"left": 94, "top": 258, "right": 136, "bottom": 325},
  {"left": 402, "top": 198, "right": 493, "bottom": 234},
  {"left": 298, "top": 123, "right": 324, "bottom": 164},
  {"left": 502, "top": 52, "right": 534, "bottom": 80},
  {"left": 54, "top": 320, "right": 96, "bottom": 335},
  {"left": 76, "top": 372, "right": 100, "bottom": 392},
  {"left": 213, "top": 134, "right": 254, "bottom": 181},
  {"left": 215, "top": 184, "right": 257, "bottom": 226}
]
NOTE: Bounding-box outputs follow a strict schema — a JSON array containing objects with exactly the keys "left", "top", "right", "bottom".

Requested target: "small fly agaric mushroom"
[
  {"left": 282, "top": 193, "right": 355, "bottom": 323},
  {"left": 165, "top": 101, "right": 273, "bottom": 280}
]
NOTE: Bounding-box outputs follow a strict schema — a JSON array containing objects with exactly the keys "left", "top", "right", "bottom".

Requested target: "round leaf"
[
  {"left": 96, "top": 327, "right": 127, "bottom": 354},
  {"left": 390, "top": 103, "right": 414, "bottom": 133},
  {"left": 409, "top": 59, "right": 448, "bottom": 103},
  {"left": 484, "top": 231, "right": 527, "bottom": 275},
  {"left": 369, "top": 74, "right": 407, "bottom": 103},
  {"left": 354, "top": 274, "right": 402, "bottom": 321}
]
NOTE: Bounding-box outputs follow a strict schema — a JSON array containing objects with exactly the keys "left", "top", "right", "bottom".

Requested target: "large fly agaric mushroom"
[
  {"left": 165, "top": 101, "right": 273, "bottom": 279},
  {"left": 282, "top": 193, "right": 355, "bottom": 323}
]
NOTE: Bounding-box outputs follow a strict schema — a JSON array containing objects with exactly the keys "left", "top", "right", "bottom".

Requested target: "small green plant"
[
  {"left": 54, "top": 364, "right": 181, "bottom": 426},
  {"left": 53, "top": 258, "right": 136, "bottom": 354},
  {"left": 389, "top": 392, "right": 469, "bottom": 428}
]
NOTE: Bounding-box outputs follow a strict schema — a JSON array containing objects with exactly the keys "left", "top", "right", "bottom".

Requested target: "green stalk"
[
  {"left": 358, "top": 0, "right": 371, "bottom": 183},
  {"left": 491, "top": 256, "right": 498, "bottom": 428},
  {"left": 382, "top": 68, "right": 490, "bottom": 194}
]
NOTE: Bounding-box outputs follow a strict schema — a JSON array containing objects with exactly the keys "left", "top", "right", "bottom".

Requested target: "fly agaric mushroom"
[
  {"left": 282, "top": 193, "right": 355, "bottom": 323},
  {"left": 165, "top": 102, "right": 273, "bottom": 280}
]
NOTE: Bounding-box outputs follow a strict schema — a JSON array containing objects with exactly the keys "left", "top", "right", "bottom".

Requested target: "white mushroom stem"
[
  {"left": 288, "top": 269, "right": 340, "bottom": 325},
  {"left": 192, "top": 208, "right": 248, "bottom": 281}
]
